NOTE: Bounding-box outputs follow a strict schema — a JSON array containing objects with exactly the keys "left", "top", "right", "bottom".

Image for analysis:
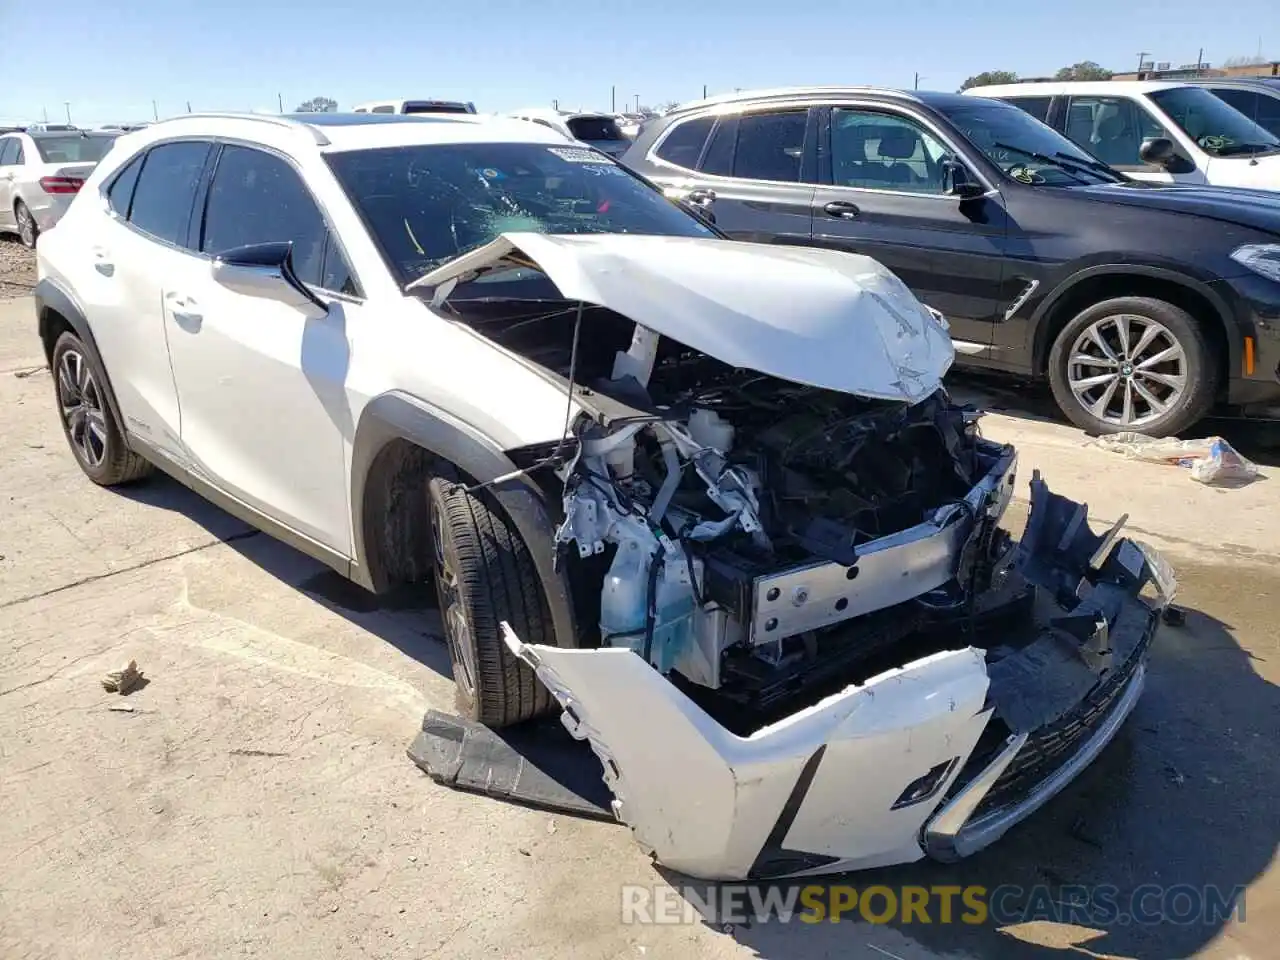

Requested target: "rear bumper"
[{"left": 24, "top": 192, "right": 74, "bottom": 231}]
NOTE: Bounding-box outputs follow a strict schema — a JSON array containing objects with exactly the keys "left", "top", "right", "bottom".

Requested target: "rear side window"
[
  {"left": 107, "top": 154, "right": 144, "bottom": 217},
  {"left": 33, "top": 135, "right": 117, "bottom": 163},
  {"left": 653, "top": 116, "right": 713, "bottom": 168},
  {"left": 733, "top": 110, "right": 807, "bottom": 182},
  {"left": 1004, "top": 96, "right": 1053, "bottom": 124},
  {"left": 201, "top": 144, "right": 350, "bottom": 291},
  {"left": 128, "top": 141, "right": 212, "bottom": 246},
  {"left": 567, "top": 116, "right": 624, "bottom": 141},
  {"left": 0, "top": 139, "right": 17, "bottom": 166},
  {"left": 371, "top": 105, "right": 395, "bottom": 114}
]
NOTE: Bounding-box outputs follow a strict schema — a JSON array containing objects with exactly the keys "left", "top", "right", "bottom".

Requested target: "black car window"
[
  {"left": 1062, "top": 96, "right": 1171, "bottom": 169},
  {"left": 128, "top": 141, "right": 212, "bottom": 246},
  {"left": 567, "top": 116, "right": 625, "bottom": 141},
  {"left": 1004, "top": 96, "right": 1053, "bottom": 124},
  {"left": 1211, "top": 89, "right": 1260, "bottom": 123},
  {"left": 201, "top": 144, "right": 346, "bottom": 290},
  {"left": 733, "top": 110, "right": 807, "bottom": 182},
  {"left": 1209, "top": 89, "right": 1280, "bottom": 136},
  {"left": 0, "top": 139, "right": 17, "bottom": 166},
  {"left": 700, "top": 117, "right": 737, "bottom": 175},
  {"left": 653, "top": 116, "right": 713, "bottom": 169},
  {"left": 1147, "top": 86, "right": 1280, "bottom": 156},
  {"left": 830, "top": 109, "right": 949, "bottom": 193},
  {"left": 13, "top": 142, "right": 25, "bottom": 165},
  {"left": 107, "top": 154, "right": 144, "bottom": 218}
]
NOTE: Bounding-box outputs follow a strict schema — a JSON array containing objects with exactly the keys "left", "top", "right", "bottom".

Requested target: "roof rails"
[
  {"left": 153, "top": 112, "right": 331, "bottom": 146},
  {"left": 670, "top": 85, "right": 918, "bottom": 114}
]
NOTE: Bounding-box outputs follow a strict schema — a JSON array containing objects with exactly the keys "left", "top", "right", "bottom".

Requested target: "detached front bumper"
[{"left": 501, "top": 475, "right": 1174, "bottom": 881}]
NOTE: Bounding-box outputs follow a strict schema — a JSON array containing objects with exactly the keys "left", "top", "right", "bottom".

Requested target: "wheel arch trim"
[
  {"left": 350, "top": 391, "right": 578, "bottom": 648},
  {"left": 1027, "top": 264, "right": 1237, "bottom": 374},
  {"left": 34, "top": 277, "right": 128, "bottom": 430}
]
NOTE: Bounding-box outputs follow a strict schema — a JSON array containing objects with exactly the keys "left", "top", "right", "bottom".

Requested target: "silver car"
[{"left": 0, "top": 129, "right": 120, "bottom": 247}]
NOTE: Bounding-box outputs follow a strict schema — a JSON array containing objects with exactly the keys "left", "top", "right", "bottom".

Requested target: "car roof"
[
  {"left": 1186, "top": 77, "right": 1280, "bottom": 89},
  {"left": 29, "top": 129, "right": 118, "bottom": 138},
  {"left": 666, "top": 86, "right": 926, "bottom": 116},
  {"left": 121, "top": 111, "right": 572, "bottom": 155},
  {"left": 971, "top": 80, "right": 1186, "bottom": 97}
]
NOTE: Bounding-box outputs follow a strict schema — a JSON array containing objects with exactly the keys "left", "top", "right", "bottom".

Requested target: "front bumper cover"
[{"left": 495, "top": 475, "right": 1173, "bottom": 881}]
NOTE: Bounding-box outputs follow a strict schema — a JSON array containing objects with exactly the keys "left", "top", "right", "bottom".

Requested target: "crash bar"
[{"left": 150, "top": 113, "right": 331, "bottom": 147}]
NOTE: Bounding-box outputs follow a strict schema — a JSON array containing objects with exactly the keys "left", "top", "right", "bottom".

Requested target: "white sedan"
[{"left": 0, "top": 129, "right": 119, "bottom": 246}]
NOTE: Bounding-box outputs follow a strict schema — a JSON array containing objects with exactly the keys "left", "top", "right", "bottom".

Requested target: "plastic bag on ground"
[{"left": 1091, "top": 433, "right": 1260, "bottom": 485}]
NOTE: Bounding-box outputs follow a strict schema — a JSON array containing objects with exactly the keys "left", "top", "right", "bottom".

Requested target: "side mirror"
[
  {"left": 210, "top": 241, "right": 327, "bottom": 313},
  {"left": 1138, "top": 137, "right": 1176, "bottom": 167},
  {"left": 942, "top": 158, "right": 985, "bottom": 198}
]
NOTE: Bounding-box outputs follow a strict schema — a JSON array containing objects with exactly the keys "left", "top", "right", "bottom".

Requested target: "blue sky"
[{"left": 1, "top": 0, "right": 1273, "bottom": 124}]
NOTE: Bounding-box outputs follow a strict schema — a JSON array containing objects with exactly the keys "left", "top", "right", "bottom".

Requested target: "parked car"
[
  {"left": 971, "top": 81, "right": 1280, "bottom": 190},
  {"left": 0, "top": 128, "right": 120, "bottom": 246},
  {"left": 1187, "top": 78, "right": 1280, "bottom": 138},
  {"left": 621, "top": 86, "right": 1280, "bottom": 435},
  {"left": 352, "top": 99, "right": 477, "bottom": 116},
  {"left": 508, "top": 108, "right": 631, "bottom": 156},
  {"left": 34, "top": 109, "right": 1174, "bottom": 880}
]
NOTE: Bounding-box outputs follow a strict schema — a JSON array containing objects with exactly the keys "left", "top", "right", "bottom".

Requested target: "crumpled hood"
[{"left": 412, "top": 233, "right": 954, "bottom": 403}]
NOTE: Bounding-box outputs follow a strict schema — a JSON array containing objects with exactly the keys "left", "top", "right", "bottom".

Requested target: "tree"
[
  {"left": 1053, "top": 61, "right": 1113, "bottom": 81},
  {"left": 1222, "top": 54, "right": 1267, "bottom": 67},
  {"left": 959, "top": 70, "right": 1018, "bottom": 91},
  {"left": 656, "top": 100, "right": 681, "bottom": 114},
  {"left": 294, "top": 96, "right": 337, "bottom": 113}
]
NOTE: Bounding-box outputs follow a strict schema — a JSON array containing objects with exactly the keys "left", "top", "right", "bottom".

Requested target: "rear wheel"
[
  {"left": 1047, "top": 296, "right": 1218, "bottom": 437},
  {"left": 427, "top": 475, "right": 554, "bottom": 728},
  {"left": 15, "top": 201, "right": 37, "bottom": 248},
  {"left": 51, "top": 332, "right": 152, "bottom": 485}
]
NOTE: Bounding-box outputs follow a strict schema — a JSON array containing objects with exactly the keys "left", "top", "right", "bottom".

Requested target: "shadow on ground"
[
  {"left": 115, "top": 473, "right": 453, "bottom": 679},
  {"left": 946, "top": 369, "right": 1280, "bottom": 469}
]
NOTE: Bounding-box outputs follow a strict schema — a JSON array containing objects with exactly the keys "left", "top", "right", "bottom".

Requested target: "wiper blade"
[
  {"left": 1054, "top": 151, "right": 1119, "bottom": 176},
  {"left": 992, "top": 142, "right": 1093, "bottom": 184},
  {"left": 1217, "top": 142, "right": 1280, "bottom": 157}
]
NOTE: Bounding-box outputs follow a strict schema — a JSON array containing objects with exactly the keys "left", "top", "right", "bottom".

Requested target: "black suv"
[{"left": 622, "top": 87, "right": 1280, "bottom": 435}]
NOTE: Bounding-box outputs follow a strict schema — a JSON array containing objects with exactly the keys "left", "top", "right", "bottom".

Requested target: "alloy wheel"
[
  {"left": 431, "top": 499, "right": 477, "bottom": 697},
  {"left": 1066, "top": 313, "right": 1187, "bottom": 428},
  {"left": 57, "top": 349, "right": 108, "bottom": 468},
  {"left": 16, "top": 204, "right": 35, "bottom": 247}
]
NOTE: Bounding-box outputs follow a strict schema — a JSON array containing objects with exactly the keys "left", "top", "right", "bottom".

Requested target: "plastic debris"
[
  {"left": 101, "top": 659, "right": 144, "bottom": 695},
  {"left": 1091, "top": 433, "right": 1259, "bottom": 485}
]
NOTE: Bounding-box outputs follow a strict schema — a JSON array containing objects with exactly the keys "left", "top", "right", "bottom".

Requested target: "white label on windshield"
[{"left": 548, "top": 147, "right": 613, "bottom": 164}]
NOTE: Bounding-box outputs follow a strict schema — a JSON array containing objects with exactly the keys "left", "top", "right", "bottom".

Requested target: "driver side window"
[
  {"left": 829, "top": 109, "right": 949, "bottom": 193},
  {"left": 1063, "top": 96, "right": 1171, "bottom": 170}
]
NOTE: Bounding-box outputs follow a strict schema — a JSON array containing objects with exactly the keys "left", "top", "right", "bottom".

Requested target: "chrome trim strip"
[{"left": 923, "top": 661, "right": 1147, "bottom": 862}]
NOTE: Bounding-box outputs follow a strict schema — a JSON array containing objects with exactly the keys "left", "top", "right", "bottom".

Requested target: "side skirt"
[{"left": 126, "top": 432, "right": 353, "bottom": 580}]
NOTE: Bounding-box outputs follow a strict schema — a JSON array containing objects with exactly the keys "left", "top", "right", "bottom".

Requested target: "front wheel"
[
  {"left": 427, "top": 475, "right": 554, "bottom": 728},
  {"left": 1047, "top": 296, "right": 1218, "bottom": 437}
]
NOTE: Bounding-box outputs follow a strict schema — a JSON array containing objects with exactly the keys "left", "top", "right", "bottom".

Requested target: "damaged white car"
[{"left": 37, "top": 112, "right": 1175, "bottom": 882}]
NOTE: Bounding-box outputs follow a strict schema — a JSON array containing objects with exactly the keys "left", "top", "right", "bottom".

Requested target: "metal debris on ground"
[
  {"left": 101, "top": 659, "right": 144, "bottom": 695},
  {"left": 1091, "top": 433, "right": 1260, "bottom": 485}
]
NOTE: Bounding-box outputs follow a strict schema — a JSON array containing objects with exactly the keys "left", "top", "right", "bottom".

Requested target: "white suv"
[
  {"left": 970, "top": 80, "right": 1280, "bottom": 190},
  {"left": 36, "top": 110, "right": 1172, "bottom": 881}
]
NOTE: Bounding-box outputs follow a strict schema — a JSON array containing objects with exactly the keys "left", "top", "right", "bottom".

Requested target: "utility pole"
[
  {"left": 41, "top": 106, "right": 48, "bottom": 122},
  {"left": 703, "top": 84, "right": 708, "bottom": 99},
  {"left": 152, "top": 99, "right": 159, "bottom": 121},
  {"left": 611, "top": 85, "right": 615, "bottom": 112},
  {"left": 186, "top": 101, "right": 192, "bottom": 113},
  {"left": 63, "top": 101, "right": 71, "bottom": 124},
  {"left": 1196, "top": 47, "right": 1204, "bottom": 74},
  {"left": 914, "top": 72, "right": 923, "bottom": 90},
  {"left": 1136, "top": 51, "right": 1150, "bottom": 78},
  {"left": 634, "top": 93, "right": 640, "bottom": 112},
  {"left": 278, "top": 92, "right": 284, "bottom": 113}
]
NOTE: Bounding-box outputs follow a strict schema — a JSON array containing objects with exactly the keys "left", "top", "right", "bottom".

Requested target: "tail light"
[{"left": 38, "top": 176, "right": 84, "bottom": 195}]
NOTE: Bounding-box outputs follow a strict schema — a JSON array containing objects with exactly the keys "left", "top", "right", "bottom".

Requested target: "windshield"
[
  {"left": 935, "top": 99, "right": 1125, "bottom": 185},
  {"left": 1147, "top": 87, "right": 1280, "bottom": 156},
  {"left": 33, "top": 134, "right": 118, "bottom": 163},
  {"left": 566, "top": 116, "right": 625, "bottom": 142},
  {"left": 327, "top": 142, "right": 716, "bottom": 285}
]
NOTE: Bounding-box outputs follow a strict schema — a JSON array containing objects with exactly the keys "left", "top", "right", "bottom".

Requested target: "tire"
[
  {"left": 51, "top": 331, "right": 152, "bottom": 485},
  {"left": 1047, "top": 296, "right": 1218, "bottom": 437},
  {"left": 15, "top": 200, "right": 37, "bottom": 249},
  {"left": 427, "top": 475, "right": 554, "bottom": 728}
]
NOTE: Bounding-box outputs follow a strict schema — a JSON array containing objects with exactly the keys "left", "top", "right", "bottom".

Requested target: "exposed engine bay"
[{"left": 449, "top": 292, "right": 1020, "bottom": 728}]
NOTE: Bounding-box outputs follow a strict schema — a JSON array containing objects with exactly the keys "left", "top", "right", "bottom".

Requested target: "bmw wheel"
[
  {"left": 15, "top": 201, "right": 37, "bottom": 249},
  {"left": 51, "top": 332, "right": 152, "bottom": 485},
  {"left": 1048, "top": 296, "right": 1218, "bottom": 437}
]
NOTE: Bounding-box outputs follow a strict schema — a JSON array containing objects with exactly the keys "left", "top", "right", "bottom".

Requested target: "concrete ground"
[{"left": 2, "top": 274, "right": 1278, "bottom": 959}]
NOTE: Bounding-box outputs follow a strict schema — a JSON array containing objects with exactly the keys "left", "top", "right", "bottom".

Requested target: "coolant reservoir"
[
  {"left": 599, "top": 541, "right": 649, "bottom": 645},
  {"left": 688, "top": 409, "right": 734, "bottom": 453}
]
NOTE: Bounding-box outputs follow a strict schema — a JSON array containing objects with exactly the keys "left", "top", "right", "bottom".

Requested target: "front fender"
[{"left": 349, "top": 390, "right": 578, "bottom": 647}]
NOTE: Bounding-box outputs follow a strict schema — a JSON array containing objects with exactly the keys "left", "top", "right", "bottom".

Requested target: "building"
[{"left": 1112, "top": 58, "right": 1280, "bottom": 81}]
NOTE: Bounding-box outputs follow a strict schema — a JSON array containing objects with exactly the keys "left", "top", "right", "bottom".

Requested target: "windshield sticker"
[{"left": 548, "top": 146, "right": 614, "bottom": 164}]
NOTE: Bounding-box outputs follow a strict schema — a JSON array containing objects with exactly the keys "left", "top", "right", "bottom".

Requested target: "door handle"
[
  {"left": 91, "top": 246, "right": 114, "bottom": 276},
  {"left": 685, "top": 188, "right": 716, "bottom": 206},
  {"left": 823, "top": 201, "right": 861, "bottom": 220},
  {"left": 165, "top": 291, "right": 203, "bottom": 331}
]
